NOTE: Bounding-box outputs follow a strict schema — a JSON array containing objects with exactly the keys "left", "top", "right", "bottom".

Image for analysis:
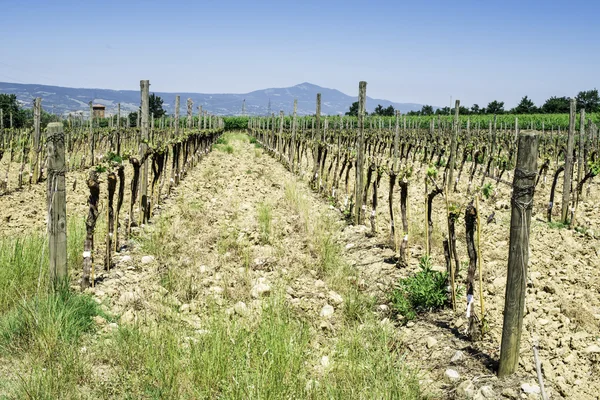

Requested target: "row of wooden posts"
[
  {"left": 44, "top": 80, "right": 223, "bottom": 289},
  {"left": 247, "top": 81, "right": 553, "bottom": 380}
]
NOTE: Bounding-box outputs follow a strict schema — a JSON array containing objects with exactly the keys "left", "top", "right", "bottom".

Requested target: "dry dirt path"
[{"left": 2, "top": 131, "right": 598, "bottom": 399}]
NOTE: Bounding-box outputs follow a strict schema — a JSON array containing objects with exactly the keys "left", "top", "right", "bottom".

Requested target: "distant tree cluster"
[
  {"left": 404, "top": 89, "right": 600, "bottom": 116},
  {"left": 345, "top": 101, "right": 395, "bottom": 116},
  {"left": 0, "top": 93, "right": 60, "bottom": 129}
]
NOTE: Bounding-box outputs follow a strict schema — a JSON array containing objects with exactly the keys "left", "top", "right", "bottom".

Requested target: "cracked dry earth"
[{"left": 2, "top": 132, "right": 598, "bottom": 399}]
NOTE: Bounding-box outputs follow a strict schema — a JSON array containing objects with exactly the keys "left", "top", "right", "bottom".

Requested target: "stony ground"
[{"left": 0, "top": 131, "right": 599, "bottom": 399}]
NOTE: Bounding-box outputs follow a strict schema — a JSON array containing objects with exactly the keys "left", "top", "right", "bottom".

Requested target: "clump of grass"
[
  {"left": 0, "top": 287, "right": 105, "bottom": 354},
  {"left": 342, "top": 287, "right": 376, "bottom": 324},
  {"left": 257, "top": 202, "right": 272, "bottom": 244},
  {"left": 390, "top": 256, "right": 448, "bottom": 322},
  {"left": 98, "top": 296, "right": 311, "bottom": 399},
  {"left": 323, "top": 321, "right": 422, "bottom": 399},
  {"left": 0, "top": 218, "right": 85, "bottom": 313},
  {"left": 215, "top": 137, "right": 228, "bottom": 145}
]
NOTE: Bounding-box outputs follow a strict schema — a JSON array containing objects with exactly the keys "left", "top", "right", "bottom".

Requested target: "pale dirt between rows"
[{"left": 0, "top": 132, "right": 599, "bottom": 399}]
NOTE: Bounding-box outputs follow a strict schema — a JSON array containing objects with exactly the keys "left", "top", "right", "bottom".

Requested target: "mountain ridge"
[{"left": 0, "top": 81, "right": 430, "bottom": 117}]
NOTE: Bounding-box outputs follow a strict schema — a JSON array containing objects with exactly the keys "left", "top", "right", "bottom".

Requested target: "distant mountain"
[{"left": 0, "top": 81, "right": 430, "bottom": 117}]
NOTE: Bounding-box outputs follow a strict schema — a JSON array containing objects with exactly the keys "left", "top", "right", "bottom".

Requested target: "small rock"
[
  {"left": 314, "top": 279, "right": 326, "bottom": 288},
  {"left": 93, "top": 315, "right": 107, "bottom": 326},
  {"left": 106, "top": 322, "right": 119, "bottom": 332},
  {"left": 457, "top": 380, "right": 475, "bottom": 398},
  {"left": 180, "top": 304, "right": 190, "bottom": 313},
  {"left": 454, "top": 317, "right": 465, "bottom": 328},
  {"left": 501, "top": 388, "right": 518, "bottom": 399},
  {"left": 406, "top": 321, "right": 415, "bottom": 328},
  {"left": 120, "top": 309, "right": 135, "bottom": 324},
  {"left": 328, "top": 291, "right": 343, "bottom": 305},
  {"left": 538, "top": 319, "right": 549, "bottom": 326},
  {"left": 378, "top": 304, "right": 389, "bottom": 312},
  {"left": 345, "top": 243, "right": 355, "bottom": 249},
  {"left": 479, "top": 386, "right": 495, "bottom": 398},
  {"left": 199, "top": 265, "right": 208, "bottom": 274},
  {"left": 521, "top": 383, "right": 540, "bottom": 394},
  {"left": 584, "top": 344, "right": 600, "bottom": 354},
  {"left": 320, "top": 355, "right": 330, "bottom": 368},
  {"left": 563, "top": 353, "right": 577, "bottom": 364},
  {"left": 251, "top": 283, "right": 271, "bottom": 298},
  {"left": 320, "top": 304, "right": 335, "bottom": 318},
  {"left": 118, "top": 291, "right": 136, "bottom": 306},
  {"left": 426, "top": 337, "right": 438, "bottom": 349},
  {"left": 141, "top": 255, "right": 155, "bottom": 265},
  {"left": 234, "top": 301, "right": 248, "bottom": 316},
  {"left": 445, "top": 369, "right": 460, "bottom": 382},
  {"left": 451, "top": 350, "right": 465, "bottom": 364},
  {"left": 120, "top": 255, "right": 132, "bottom": 263}
]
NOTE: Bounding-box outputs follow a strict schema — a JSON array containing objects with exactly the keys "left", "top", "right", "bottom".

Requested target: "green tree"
[
  {"left": 470, "top": 104, "right": 480, "bottom": 114},
  {"left": 512, "top": 96, "right": 538, "bottom": 114},
  {"left": 420, "top": 105, "right": 434, "bottom": 115},
  {"left": 486, "top": 100, "right": 505, "bottom": 114},
  {"left": 435, "top": 106, "right": 450, "bottom": 115},
  {"left": 372, "top": 104, "right": 395, "bottom": 116},
  {"left": 575, "top": 89, "right": 600, "bottom": 112},
  {"left": 345, "top": 101, "right": 359, "bottom": 116},
  {"left": 0, "top": 93, "right": 27, "bottom": 128},
  {"left": 128, "top": 112, "right": 138, "bottom": 127},
  {"left": 541, "top": 96, "right": 570, "bottom": 113},
  {"left": 150, "top": 93, "right": 166, "bottom": 119}
]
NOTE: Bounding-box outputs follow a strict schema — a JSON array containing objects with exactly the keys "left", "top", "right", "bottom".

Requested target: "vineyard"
[{"left": 0, "top": 81, "right": 599, "bottom": 399}]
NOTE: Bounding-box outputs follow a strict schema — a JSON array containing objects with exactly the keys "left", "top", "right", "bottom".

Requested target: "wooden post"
[
  {"left": 447, "top": 100, "right": 459, "bottom": 192},
  {"left": 88, "top": 101, "right": 94, "bottom": 166},
  {"left": 311, "top": 93, "right": 322, "bottom": 185},
  {"left": 140, "top": 80, "right": 150, "bottom": 224},
  {"left": 291, "top": 99, "right": 297, "bottom": 173},
  {"left": 355, "top": 81, "right": 367, "bottom": 225},
  {"left": 33, "top": 98, "right": 42, "bottom": 183},
  {"left": 187, "top": 98, "right": 193, "bottom": 129},
  {"left": 117, "top": 103, "right": 121, "bottom": 155},
  {"left": 561, "top": 99, "right": 576, "bottom": 223},
  {"left": 47, "top": 123, "right": 67, "bottom": 286},
  {"left": 498, "top": 131, "right": 539, "bottom": 377}
]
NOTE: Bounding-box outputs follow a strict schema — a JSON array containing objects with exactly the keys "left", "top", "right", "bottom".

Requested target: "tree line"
[
  {"left": 345, "top": 89, "right": 600, "bottom": 117},
  {"left": 0, "top": 93, "right": 167, "bottom": 129}
]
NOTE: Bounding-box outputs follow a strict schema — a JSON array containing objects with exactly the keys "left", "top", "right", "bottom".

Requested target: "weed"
[
  {"left": 257, "top": 202, "right": 273, "bottom": 244},
  {"left": 390, "top": 256, "right": 448, "bottom": 322}
]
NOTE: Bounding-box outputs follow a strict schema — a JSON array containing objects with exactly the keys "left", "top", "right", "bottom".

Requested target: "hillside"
[{"left": 0, "top": 81, "right": 428, "bottom": 117}]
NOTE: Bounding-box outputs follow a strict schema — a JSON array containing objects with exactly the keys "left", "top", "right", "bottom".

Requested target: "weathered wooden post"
[
  {"left": 187, "top": 98, "right": 193, "bottom": 129},
  {"left": 291, "top": 99, "right": 297, "bottom": 173},
  {"left": 116, "top": 103, "right": 121, "bottom": 155},
  {"left": 88, "top": 101, "right": 95, "bottom": 166},
  {"left": 47, "top": 122, "right": 67, "bottom": 286},
  {"left": 447, "top": 100, "right": 459, "bottom": 192},
  {"left": 311, "top": 93, "right": 322, "bottom": 186},
  {"left": 139, "top": 81, "right": 150, "bottom": 225},
  {"left": 498, "top": 131, "right": 539, "bottom": 377},
  {"left": 561, "top": 99, "right": 576, "bottom": 223},
  {"left": 355, "top": 81, "right": 367, "bottom": 225},
  {"left": 32, "top": 98, "right": 42, "bottom": 183}
]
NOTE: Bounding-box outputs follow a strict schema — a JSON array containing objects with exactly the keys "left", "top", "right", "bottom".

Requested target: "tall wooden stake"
[
  {"left": 498, "top": 131, "right": 538, "bottom": 377},
  {"left": 561, "top": 99, "right": 576, "bottom": 223},
  {"left": 355, "top": 81, "right": 367, "bottom": 224},
  {"left": 47, "top": 123, "right": 67, "bottom": 286},
  {"left": 140, "top": 80, "right": 150, "bottom": 224}
]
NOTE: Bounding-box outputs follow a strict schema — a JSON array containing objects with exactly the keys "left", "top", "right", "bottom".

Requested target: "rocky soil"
[{"left": 1, "top": 132, "right": 599, "bottom": 399}]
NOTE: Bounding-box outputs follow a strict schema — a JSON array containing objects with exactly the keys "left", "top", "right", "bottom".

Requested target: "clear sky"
[{"left": 1, "top": 0, "right": 598, "bottom": 108}]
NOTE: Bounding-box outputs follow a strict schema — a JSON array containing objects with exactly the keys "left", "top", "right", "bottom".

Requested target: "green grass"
[
  {"left": 257, "top": 202, "right": 272, "bottom": 244},
  {"left": 0, "top": 218, "right": 85, "bottom": 313}
]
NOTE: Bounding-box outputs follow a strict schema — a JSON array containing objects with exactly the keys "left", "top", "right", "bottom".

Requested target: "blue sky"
[{"left": 1, "top": 0, "right": 598, "bottom": 108}]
